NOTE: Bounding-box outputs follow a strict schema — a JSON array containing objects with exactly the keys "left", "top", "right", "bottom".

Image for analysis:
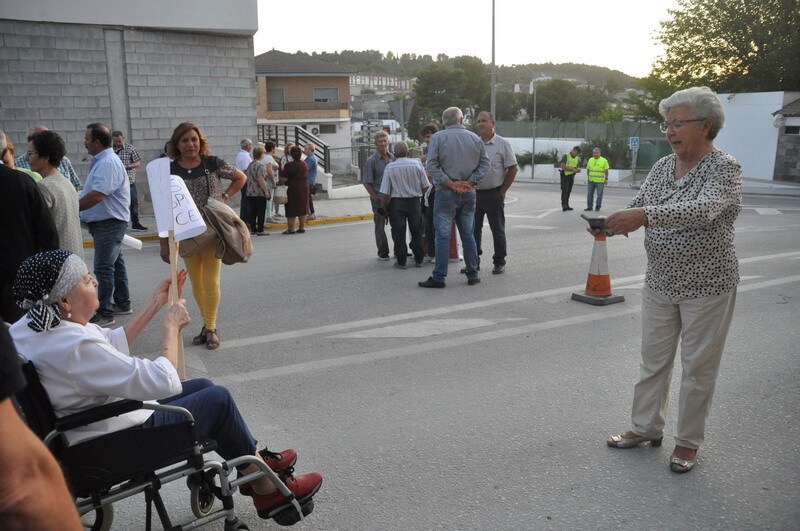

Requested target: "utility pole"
[
  {"left": 490, "top": 0, "right": 496, "bottom": 117},
  {"left": 530, "top": 82, "right": 537, "bottom": 179}
]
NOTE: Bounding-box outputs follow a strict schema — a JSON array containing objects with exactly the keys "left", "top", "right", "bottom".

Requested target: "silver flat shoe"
[
  {"left": 670, "top": 454, "right": 697, "bottom": 473},
  {"left": 607, "top": 433, "right": 663, "bottom": 448}
]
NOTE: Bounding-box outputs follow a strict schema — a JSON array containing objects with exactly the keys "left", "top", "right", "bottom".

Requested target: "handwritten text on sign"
[{"left": 146, "top": 157, "right": 207, "bottom": 241}]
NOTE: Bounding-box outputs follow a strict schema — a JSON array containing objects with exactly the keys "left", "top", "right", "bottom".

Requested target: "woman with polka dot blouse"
[{"left": 601, "top": 87, "right": 742, "bottom": 474}]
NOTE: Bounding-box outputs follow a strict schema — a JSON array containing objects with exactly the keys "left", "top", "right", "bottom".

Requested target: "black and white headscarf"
[{"left": 13, "top": 250, "right": 88, "bottom": 333}]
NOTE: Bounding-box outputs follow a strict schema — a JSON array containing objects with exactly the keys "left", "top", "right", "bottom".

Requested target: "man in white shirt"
[
  {"left": 379, "top": 142, "right": 430, "bottom": 269},
  {"left": 468, "top": 111, "right": 518, "bottom": 275},
  {"left": 235, "top": 138, "right": 253, "bottom": 224}
]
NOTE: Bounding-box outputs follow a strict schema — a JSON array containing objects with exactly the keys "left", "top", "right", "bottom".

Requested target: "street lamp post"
[
  {"left": 490, "top": 0, "right": 496, "bottom": 117},
  {"left": 530, "top": 82, "right": 537, "bottom": 179}
]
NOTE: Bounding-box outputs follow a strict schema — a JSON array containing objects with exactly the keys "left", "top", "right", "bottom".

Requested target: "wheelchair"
[{"left": 13, "top": 355, "right": 314, "bottom": 530}]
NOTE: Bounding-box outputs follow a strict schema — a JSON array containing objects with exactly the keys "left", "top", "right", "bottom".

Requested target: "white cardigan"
[{"left": 11, "top": 318, "right": 182, "bottom": 444}]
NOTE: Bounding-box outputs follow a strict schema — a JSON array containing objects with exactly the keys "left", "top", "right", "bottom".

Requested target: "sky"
[{"left": 254, "top": 0, "right": 681, "bottom": 78}]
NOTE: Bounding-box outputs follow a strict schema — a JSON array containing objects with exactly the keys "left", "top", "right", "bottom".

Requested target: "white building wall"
[
  {"left": 715, "top": 92, "right": 793, "bottom": 180},
  {"left": 0, "top": 5, "right": 258, "bottom": 213}
]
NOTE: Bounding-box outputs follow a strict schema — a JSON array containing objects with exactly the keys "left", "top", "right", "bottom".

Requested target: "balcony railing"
[
  {"left": 257, "top": 124, "right": 330, "bottom": 173},
  {"left": 267, "top": 101, "right": 349, "bottom": 112}
]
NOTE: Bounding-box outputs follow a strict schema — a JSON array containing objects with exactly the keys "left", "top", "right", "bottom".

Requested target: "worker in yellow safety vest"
[
  {"left": 559, "top": 146, "right": 582, "bottom": 211},
  {"left": 585, "top": 147, "right": 609, "bottom": 211}
]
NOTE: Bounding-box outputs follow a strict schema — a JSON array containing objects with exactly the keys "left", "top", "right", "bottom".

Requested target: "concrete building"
[
  {"left": 772, "top": 97, "right": 800, "bottom": 182},
  {"left": 0, "top": 0, "right": 258, "bottom": 211},
  {"left": 255, "top": 50, "right": 354, "bottom": 153},
  {"left": 716, "top": 91, "right": 800, "bottom": 182}
]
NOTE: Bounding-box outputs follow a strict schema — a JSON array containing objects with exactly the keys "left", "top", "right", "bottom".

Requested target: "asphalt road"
[{"left": 99, "top": 183, "right": 800, "bottom": 530}]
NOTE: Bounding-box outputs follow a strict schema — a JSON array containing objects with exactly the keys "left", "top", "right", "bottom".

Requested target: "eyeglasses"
[{"left": 659, "top": 118, "right": 706, "bottom": 133}]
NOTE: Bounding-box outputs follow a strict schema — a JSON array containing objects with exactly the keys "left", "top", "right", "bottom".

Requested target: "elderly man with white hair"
[
  {"left": 419, "top": 107, "right": 490, "bottom": 288},
  {"left": 378, "top": 142, "right": 430, "bottom": 269}
]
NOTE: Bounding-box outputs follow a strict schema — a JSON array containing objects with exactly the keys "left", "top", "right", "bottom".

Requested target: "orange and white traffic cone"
[
  {"left": 448, "top": 221, "right": 462, "bottom": 262},
  {"left": 571, "top": 232, "right": 624, "bottom": 305}
]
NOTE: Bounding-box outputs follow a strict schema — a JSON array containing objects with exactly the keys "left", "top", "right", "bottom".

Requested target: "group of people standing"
[
  {"left": 365, "top": 108, "right": 518, "bottom": 286},
  {"left": 558, "top": 145, "right": 611, "bottom": 212},
  {"left": 236, "top": 138, "right": 319, "bottom": 236}
]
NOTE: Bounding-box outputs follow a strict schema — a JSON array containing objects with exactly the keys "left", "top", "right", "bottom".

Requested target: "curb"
[{"left": 82, "top": 213, "right": 375, "bottom": 248}]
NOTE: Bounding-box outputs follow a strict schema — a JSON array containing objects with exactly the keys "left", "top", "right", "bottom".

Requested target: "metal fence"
[{"left": 497, "top": 120, "right": 663, "bottom": 140}]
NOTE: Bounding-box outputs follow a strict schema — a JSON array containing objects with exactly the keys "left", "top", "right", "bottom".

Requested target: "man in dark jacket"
[{"left": 0, "top": 130, "right": 59, "bottom": 322}]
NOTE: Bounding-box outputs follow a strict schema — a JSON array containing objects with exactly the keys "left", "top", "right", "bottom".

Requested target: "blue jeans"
[
  {"left": 129, "top": 183, "right": 141, "bottom": 226},
  {"left": 587, "top": 181, "right": 605, "bottom": 209},
  {"left": 433, "top": 189, "right": 478, "bottom": 282},
  {"left": 88, "top": 219, "right": 130, "bottom": 317},
  {"left": 142, "top": 378, "right": 258, "bottom": 464}
]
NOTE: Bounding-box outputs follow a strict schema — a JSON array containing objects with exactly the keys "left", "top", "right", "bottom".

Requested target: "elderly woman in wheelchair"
[{"left": 10, "top": 250, "right": 322, "bottom": 527}]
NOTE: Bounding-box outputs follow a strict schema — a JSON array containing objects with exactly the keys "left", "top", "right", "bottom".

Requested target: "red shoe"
[
  {"left": 252, "top": 472, "right": 323, "bottom": 520},
  {"left": 238, "top": 448, "right": 298, "bottom": 496}
]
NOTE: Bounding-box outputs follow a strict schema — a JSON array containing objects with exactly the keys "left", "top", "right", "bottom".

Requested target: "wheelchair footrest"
[{"left": 272, "top": 498, "right": 314, "bottom": 527}]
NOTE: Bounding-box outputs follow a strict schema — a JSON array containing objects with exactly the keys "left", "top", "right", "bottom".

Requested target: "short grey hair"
[
  {"left": 240, "top": 138, "right": 252, "bottom": 148},
  {"left": 0, "top": 130, "right": 6, "bottom": 153},
  {"left": 394, "top": 142, "right": 408, "bottom": 157},
  {"left": 374, "top": 130, "right": 390, "bottom": 144},
  {"left": 442, "top": 107, "right": 463, "bottom": 126},
  {"left": 659, "top": 86, "right": 725, "bottom": 140}
]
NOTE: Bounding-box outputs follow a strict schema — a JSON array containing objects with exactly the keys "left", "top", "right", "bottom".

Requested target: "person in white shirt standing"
[
  {"left": 378, "top": 142, "right": 430, "bottom": 269},
  {"left": 467, "top": 111, "right": 518, "bottom": 276},
  {"left": 235, "top": 138, "right": 253, "bottom": 227}
]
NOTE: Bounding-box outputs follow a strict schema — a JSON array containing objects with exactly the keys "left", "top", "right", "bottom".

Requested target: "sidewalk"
[{"left": 82, "top": 195, "right": 376, "bottom": 246}]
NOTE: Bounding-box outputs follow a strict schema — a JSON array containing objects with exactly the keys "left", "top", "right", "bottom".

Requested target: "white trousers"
[{"left": 630, "top": 285, "right": 737, "bottom": 449}]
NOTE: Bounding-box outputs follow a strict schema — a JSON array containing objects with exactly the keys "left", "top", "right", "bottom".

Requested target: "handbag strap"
[{"left": 201, "top": 158, "right": 211, "bottom": 197}]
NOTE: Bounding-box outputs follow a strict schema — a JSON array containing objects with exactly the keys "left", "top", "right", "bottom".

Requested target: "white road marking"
[
  {"left": 220, "top": 273, "right": 800, "bottom": 383},
  {"left": 754, "top": 208, "right": 782, "bottom": 215},
  {"left": 332, "top": 318, "right": 525, "bottom": 339},
  {"left": 219, "top": 250, "right": 800, "bottom": 352},
  {"left": 507, "top": 208, "right": 563, "bottom": 219}
]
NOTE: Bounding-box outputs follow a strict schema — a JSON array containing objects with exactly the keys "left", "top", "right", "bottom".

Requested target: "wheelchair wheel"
[
  {"left": 81, "top": 503, "right": 114, "bottom": 531},
  {"left": 190, "top": 482, "right": 217, "bottom": 518}
]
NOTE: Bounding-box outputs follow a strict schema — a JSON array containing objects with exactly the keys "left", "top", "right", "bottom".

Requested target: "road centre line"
[
  {"left": 221, "top": 274, "right": 800, "bottom": 384},
  {"left": 220, "top": 250, "right": 800, "bottom": 352}
]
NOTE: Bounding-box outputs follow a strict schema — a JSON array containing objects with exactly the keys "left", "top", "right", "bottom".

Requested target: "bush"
[
  {"left": 578, "top": 138, "right": 632, "bottom": 169},
  {"left": 516, "top": 148, "right": 559, "bottom": 168}
]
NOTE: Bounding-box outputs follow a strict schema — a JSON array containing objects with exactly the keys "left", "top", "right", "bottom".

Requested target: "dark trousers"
[
  {"left": 308, "top": 183, "right": 315, "bottom": 214},
  {"left": 247, "top": 196, "right": 267, "bottom": 232},
  {"left": 129, "top": 182, "right": 141, "bottom": 226},
  {"left": 142, "top": 378, "right": 258, "bottom": 465},
  {"left": 370, "top": 197, "right": 390, "bottom": 258},
  {"left": 474, "top": 188, "right": 506, "bottom": 266},
  {"left": 388, "top": 197, "right": 424, "bottom": 266},
  {"left": 239, "top": 186, "right": 251, "bottom": 227},
  {"left": 423, "top": 189, "right": 436, "bottom": 257},
  {"left": 560, "top": 173, "right": 575, "bottom": 208}
]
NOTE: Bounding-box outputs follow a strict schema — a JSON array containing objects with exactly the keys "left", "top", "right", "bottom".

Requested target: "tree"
[
  {"left": 524, "top": 79, "right": 609, "bottom": 122},
  {"left": 653, "top": 0, "right": 800, "bottom": 92},
  {"left": 624, "top": 76, "right": 678, "bottom": 122}
]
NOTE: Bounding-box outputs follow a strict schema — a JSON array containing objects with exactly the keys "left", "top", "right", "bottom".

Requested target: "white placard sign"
[{"left": 146, "top": 157, "right": 207, "bottom": 240}]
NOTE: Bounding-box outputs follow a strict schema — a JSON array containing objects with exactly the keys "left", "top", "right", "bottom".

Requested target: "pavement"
[{"left": 82, "top": 178, "right": 800, "bottom": 247}]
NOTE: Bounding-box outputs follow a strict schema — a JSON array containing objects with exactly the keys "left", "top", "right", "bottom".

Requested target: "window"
[
  {"left": 319, "top": 124, "right": 336, "bottom": 134},
  {"left": 314, "top": 88, "right": 339, "bottom": 103},
  {"left": 785, "top": 126, "right": 800, "bottom": 135},
  {"left": 267, "top": 88, "right": 284, "bottom": 111}
]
